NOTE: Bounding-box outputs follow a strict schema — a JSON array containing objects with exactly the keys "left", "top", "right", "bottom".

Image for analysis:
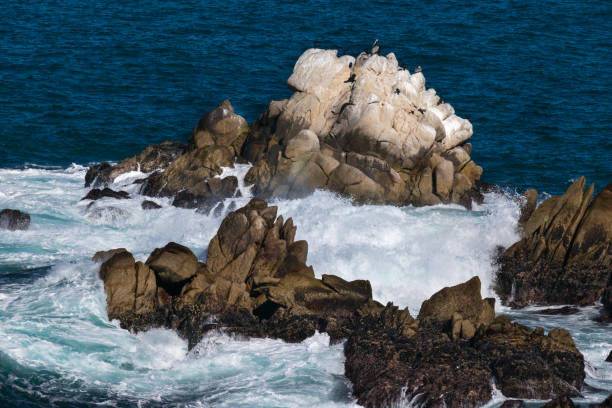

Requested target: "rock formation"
[
  {"left": 81, "top": 188, "right": 130, "bottom": 201},
  {"left": 242, "top": 48, "right": 483, "bottom": 207},
  {"left": 84, "top": 100, "right": 246, "bottom": 211},
  {"left": 96, "top": 199, "right": 585, "bottom": 407},
  {"left": 496, "top": 177, "right": 612, "bottom": 309},
  {"left": 0, "top": 209, "right": 31, "bottom": 231}
]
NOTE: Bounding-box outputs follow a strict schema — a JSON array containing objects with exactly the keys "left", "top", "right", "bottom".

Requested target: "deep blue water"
[{"left": 1, "top": 1, "right": 610, "bottom": 195}]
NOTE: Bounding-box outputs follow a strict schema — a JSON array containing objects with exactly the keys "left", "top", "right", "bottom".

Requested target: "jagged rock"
[
  {"left": 242, "top": 48, "right": 483, "bottom": 207},
  {"left": 606, "top": 351, "right": 612, "bottom": 362},
  {"left": 141, "top": 200, "right": 161, "bottom": 210},
  {"left": 596, "top": 395, "right": 612, "bottom": 408},
  {"left": 189, "top": 99, "right": 248, "bottom": 156},
  {"left": 96, "top": 201, "right": 584, "bottom": 408},
  {"left": 518, "top": 188, "right": 538, "bottom": 225},
  {"left": 0, "top": 209, "right": 30, "bottom": 231},
  {"left": 496, "top": 178, "right": 612, "bottom": 307},
  {"left": 85, "top": 142, "right": 187, "bottom": 187},
  {"left": 542, "top": 395, "right": 576, "bottom": 408},
  {"left": 81, "top": 188, "right": 130, "bottom": 201}
]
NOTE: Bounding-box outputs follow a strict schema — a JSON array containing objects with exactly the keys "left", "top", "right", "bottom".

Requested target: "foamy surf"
[{"left": 0, "top": 164, "right": 610, "bottom": 406}]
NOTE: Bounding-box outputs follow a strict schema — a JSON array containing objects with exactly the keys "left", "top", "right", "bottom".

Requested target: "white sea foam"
[{"left": 0, "top": 165, "right": 610, "bottom": 406}]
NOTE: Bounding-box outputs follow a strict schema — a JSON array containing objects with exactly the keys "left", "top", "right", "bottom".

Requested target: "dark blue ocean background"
[{"left": 1, "top": 0, "right": 610, "bottom": 195}]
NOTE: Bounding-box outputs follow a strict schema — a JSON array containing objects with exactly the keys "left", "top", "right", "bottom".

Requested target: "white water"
[{"left": 0, "top": 165, "right": 610, "bottom": 406}]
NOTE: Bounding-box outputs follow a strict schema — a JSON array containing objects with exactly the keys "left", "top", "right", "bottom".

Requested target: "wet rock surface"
[
  {"left": 242, "top": 48, "right": 484, "bottom": 207},
  {"left": 496, "top": 177, "right": 612, "bottom": 309},
  {"left": 81, "top": 187, "right": 130, "bottom": 201},
  {"left": 0, "top": 209, "right": 31, "bottom": 231},
  {"left": 96, "top": 199, "right": 585, "bottom": 407}
]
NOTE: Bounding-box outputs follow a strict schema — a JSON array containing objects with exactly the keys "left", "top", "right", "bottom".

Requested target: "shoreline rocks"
[
  {"left": 495, "top": 177, "right": 612, "bottom": 310},
  {"left": 0, "top": 209, "right": 31, "bottom": 231},
  {"left": 96, "top": 199, "right": 585, "bottom": 407}
]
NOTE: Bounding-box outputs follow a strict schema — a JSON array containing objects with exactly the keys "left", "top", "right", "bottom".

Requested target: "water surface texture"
[{"left": 1, "top": 1, "right": 611, "bottom": 193}]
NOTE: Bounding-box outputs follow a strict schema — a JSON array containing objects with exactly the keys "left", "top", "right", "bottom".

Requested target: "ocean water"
[{"left": 1, "top": 1, "right": 611, "bottom": 407}]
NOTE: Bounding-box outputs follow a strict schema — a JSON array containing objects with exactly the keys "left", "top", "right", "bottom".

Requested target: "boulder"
[
  {"left": 0, "top": 209, "right": 30, "bottom": 231},
  {"left": 496, "top": 178, "right": 612, "bottom": 307},
  {"left": 189, "top": 99, "right": 248, "bottom": 156},
  {"left": 146, "top": 242, "right": 198, "bottom": 287},
  {"left": 243, "top": 48, "right": 482, "bottom": 207},
  {"left": 417, "top": 276, "right": 495, "bottom": 334},
  {"left": 81, "top": 188, "right": 130, "bottom": 201},
  {"left": 99, "top": 251, "right": 157, "bottom": 322}
]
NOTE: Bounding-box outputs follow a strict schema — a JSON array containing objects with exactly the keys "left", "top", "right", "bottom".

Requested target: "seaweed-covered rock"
[
  {"left": 242, "top": 48, "right": 483, "bottom": 207},
  {"left": 496, "top": 178, "right": 612, "bottom": 307},
  {"left": 345, "top": 280, "right": 584, "bottom": 408},
  {"left": 0, "top": 209, "right": 30, "bottom": 231}
]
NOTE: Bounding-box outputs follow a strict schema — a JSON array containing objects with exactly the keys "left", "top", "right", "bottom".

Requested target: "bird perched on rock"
[
  {"left": 414, "top": 66, "right": 422, "bottom": 73},
  {"left": 371, "top": 39, "right": 380, "bottom": 55}
]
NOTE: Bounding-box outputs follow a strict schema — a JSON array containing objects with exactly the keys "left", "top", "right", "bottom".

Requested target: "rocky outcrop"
[
  {"left": 84, "top": 100, "right": 247, "bottom": 211},
  {"left": 242, "top": 48, "right": 483, "bottom": 207},
  {"left": 496, "top": 177, "right": 612, "bottom": 308},
  {"left": 0, "top": 209, "right": 30, "bottom": 231},
  {"left": 85, "top": 141, "right": 187, "bottom": 188},
  {"left": 345, "top": 279, "right": 584, "bottom": 407},
  {"left": 96, "top": 200, "right": 585, "bottom": 407}
]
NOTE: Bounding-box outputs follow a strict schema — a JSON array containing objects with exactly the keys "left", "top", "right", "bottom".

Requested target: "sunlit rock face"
[{"left": 243, "top": 48, "right": 482, "bottom": 207}]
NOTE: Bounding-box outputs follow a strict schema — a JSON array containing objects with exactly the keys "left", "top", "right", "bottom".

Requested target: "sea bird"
[
  {"left": 371, "top": 39, "right": 379, "bottom": 55},
  {"left": 414, "top": 66, "right": 422, "bottom": 73}
]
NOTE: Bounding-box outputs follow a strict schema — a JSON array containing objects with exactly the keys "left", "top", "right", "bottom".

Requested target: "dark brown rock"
[
  {"left": 606, "top": 351, "right": 612, "bottom": 362},
  {"left": 0, "top": 209, "right": 31, "bottom": 231},
  {"left": 141, "top": 200, "right": 162, "bottom": 210},
  {"left": 496, "top": 178, "right": 612, "bottom": 307},
  {"left": 81, "top": 188, "right": 130, "bottom": 201},
  {"left": 538, "top": 306, "right": 580, "bottom": 315},
  {"left": 501, "top": 400, "right": 526, "bottom": 408}
]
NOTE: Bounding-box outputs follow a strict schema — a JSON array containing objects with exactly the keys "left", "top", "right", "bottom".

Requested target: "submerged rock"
[
  {"left": 141, "top": 200, "right": 161, "bottom": 210},
  {"left": 496, "top": 178, "right": 612, "bottom": 308},
  {"left": 542, "top": 395, "right": 576, "bottom": 408},
  {"left": 0, "top": 209, "right": 30, "bottom": 231},
  {"left": 81, "top": 188, "right": 130, "bottom": 201},
  {"left": 96, "top": 199, "right": 585, "bottom": 407},
  {"left": 242, "top": 48, "right": 483, "bottom": 207}
]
